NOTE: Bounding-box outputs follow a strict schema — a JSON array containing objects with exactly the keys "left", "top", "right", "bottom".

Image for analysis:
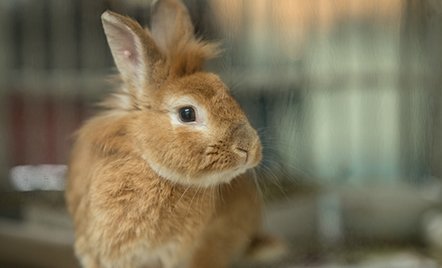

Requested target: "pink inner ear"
[{"left": 123, "top": 50, "right": 132, "bottom": 59}]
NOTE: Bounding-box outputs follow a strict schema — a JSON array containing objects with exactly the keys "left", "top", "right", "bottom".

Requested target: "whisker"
[
  {"left": 187, "top": 185, "right": 201, "bottom": 216},
  {"left": 256, "top": 163, "right": 290, "bottom": 202},
  {"left": 217, "top": 184, "right": 224, "bottom": 204},
  {"left": 250, "top": 168, "right": 263, "bottom": 198},
  {"left": 176, "top": 183, "right": 191, "bottom": 205}
]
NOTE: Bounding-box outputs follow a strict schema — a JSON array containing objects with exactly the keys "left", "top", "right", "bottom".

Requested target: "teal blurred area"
[{"left": 1, "top": 0, "right": 442, "bottom": 267}]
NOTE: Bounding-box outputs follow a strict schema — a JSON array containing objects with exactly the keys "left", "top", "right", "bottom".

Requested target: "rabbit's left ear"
[
  {"left": 102, "top": 11, "right": 164, "bottom": 94},
  {"left": 150, "top": 0, "right": 220, "bottom": 76},
  {"left": 150, "top": 0, "right": 194, "bottom": 54}
]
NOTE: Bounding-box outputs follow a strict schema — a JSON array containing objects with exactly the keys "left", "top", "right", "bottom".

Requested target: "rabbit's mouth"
[{"left": 235, "top": 138, "right": 262, "bottom": 168}]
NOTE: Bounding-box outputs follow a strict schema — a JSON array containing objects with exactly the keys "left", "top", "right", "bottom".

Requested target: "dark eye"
[{"left": 178, "top": 106, "right": 196, "bottom": 123}]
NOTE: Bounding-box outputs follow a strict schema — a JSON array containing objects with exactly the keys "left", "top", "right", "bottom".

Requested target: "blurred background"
[{"left": 1, "top": 0, "right": 442, "bottom": 267}]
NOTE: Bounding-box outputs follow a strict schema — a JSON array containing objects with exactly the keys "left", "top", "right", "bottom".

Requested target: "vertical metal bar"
[
  {"left": 427, "top": 4, "right": 442, "bottom": 178},
  {"left": 0, "top": 1, "right": 14, "bottom": 78},
  {"left": 50, "top": 0, "right": 76, "bottom": 70},
  {"left": 398, "top": 0, "right": 429, "bottom": 180},
  {"left": 79, "top": 0, "right": 108, "bottom": 72},
  {"left": 0, "top": 1, "right": 14, "bottom": 187},
  {"left": 21, "top": 1, "right": 47, "bottom": 164},
  {"left": 49, "top": 0, "right": 79, "bottom": 163},
  {"left": 22, "top": 0, "right": 46, "bottom": 70}
]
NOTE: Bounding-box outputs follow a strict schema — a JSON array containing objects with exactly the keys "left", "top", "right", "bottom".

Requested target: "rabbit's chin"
[{"left": 145, "top": 157, "right": 252, "bottom": 187}]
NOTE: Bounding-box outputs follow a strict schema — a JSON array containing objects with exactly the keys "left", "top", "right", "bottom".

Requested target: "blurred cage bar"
[{"left": 0, "top": 0, "right": 442, "bottom": 191}]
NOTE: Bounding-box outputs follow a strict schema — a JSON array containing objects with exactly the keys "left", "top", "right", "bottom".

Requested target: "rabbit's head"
[{"left": 101, "top": 0, "right": 261, "bottom": 187}]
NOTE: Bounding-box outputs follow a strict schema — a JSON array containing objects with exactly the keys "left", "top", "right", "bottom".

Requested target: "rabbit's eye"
[{"left": 178, "top": 106, "right": 196, "bottom": 123}]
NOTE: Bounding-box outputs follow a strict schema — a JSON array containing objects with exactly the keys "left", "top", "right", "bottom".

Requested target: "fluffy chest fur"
[
  {"left": 92, "top": 162, "right": 217, "bottom": 266},
  {"left": 89, "top": 156, "right": 217, "bottom": 246}
]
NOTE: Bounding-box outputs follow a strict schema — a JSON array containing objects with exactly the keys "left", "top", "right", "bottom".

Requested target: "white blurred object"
[
  {"left": 317, "top": 192, "right": 343, "bottom": 247},
  {"left": 287, "top": 252, "right": 438, "bottom": 268},
  {"left": 355, "top": 252, "right": 439, "bottom": 268},
  {"left": 9, "top": 165, "right": 67, "bottom": 191},
  {"left": 422, "top": 210, "right": 442, "bottom": 253}
]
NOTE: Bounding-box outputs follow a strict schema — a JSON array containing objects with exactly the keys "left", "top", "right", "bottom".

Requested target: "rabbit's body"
[
  {"left": 66, "top": 1, "right": 282, "bottom": 267},
  {"left": 67, "top": 111, "right": 262, "bottom": 268}
]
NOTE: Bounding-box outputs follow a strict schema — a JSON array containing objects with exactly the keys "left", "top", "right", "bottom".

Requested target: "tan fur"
[{"left": 65, "top": 1, "right": 276, "bottom": 267}]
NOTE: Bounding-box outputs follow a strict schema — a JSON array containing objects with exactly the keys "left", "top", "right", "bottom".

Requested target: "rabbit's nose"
[
  {"left": 229, "top": 122, "right": 253, "bottom": 146},
  {"left": 228, "top": 122, "right": 259, "bottom": 164}
]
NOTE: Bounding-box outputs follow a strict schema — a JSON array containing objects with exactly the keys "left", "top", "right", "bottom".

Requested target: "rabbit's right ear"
[{"left": 101, "top": 11, "right": 164, "bottom": 96}]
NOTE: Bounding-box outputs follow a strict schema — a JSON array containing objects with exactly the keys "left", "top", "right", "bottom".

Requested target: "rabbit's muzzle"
[{"left": 229, "top": 122, "right": 262, "bottom": 167}]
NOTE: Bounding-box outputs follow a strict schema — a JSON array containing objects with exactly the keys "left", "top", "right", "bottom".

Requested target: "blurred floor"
[{"left": 1, "top": 186, "right": 441, "bottom": 268}]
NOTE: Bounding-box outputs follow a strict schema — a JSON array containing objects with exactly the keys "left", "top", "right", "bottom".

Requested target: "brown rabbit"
[{"left": 66, "top": 0, "right": 284, "bottom": 267}]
